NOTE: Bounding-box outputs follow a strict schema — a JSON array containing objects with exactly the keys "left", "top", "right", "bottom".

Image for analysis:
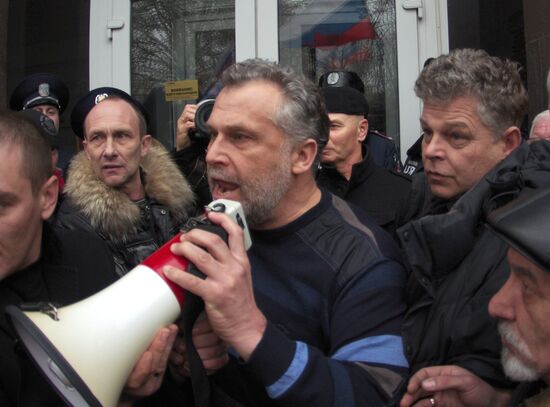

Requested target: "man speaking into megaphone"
[
  {"left": 162, "top": 60, "right": 410, "bottom": 406},
  {"left": 0, "top": 110, "right": 177, "bottom": 406}
]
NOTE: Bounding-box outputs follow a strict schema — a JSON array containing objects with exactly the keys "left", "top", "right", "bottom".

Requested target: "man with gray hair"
[
  {"left": 165, "top": 59, "right": 409, "bottom": 406},
  {"left": 396, "top": 48, "right": 536, "bottom": 395}
]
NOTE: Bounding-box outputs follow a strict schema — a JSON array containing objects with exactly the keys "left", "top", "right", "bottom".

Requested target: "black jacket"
[
  {"left": 397, "top": 141, "right": 550, "bottom": 389},
  {"left": 0, "top": 225, "right": 117, "bottom": 406},
  {"left": 317, "top": 147, "right": 411, "bottom": 237}
]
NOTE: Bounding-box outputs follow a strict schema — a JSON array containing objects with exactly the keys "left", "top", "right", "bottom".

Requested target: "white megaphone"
[{"left": 5, "top": 199, "right": 251, "bottom": 407}]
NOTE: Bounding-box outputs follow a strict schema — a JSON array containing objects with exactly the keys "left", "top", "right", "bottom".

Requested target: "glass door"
[
  {"left": 90, "top": 0, "right": 447, "bottom": 156},
  {"left": 90, "top": 0, "right": 238, "bottom": 149},
  {"left": 130, "top": 0, "right": 236, "bottom": 148},
  {"left": 278, "top": 0, "right": 400, "bottom": 143}
]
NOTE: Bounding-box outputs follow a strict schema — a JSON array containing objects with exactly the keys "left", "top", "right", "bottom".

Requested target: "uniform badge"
[
  {"left": 327, "top": 72, "right": 340, "bottom": 86},
  {"left": 38, "top": 83, "right": 50, "bottom": 97},
  {"left": 95, "top": 93, "right": 109, "bottom": 104},
  {"left": 39, "top": 115, "right": 57, "bottom": 137}
]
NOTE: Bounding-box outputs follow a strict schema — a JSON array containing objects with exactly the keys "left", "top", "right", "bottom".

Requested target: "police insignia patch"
[
  {"left": 95, "top": 93, "right": 109, "bottom": 104},
  {"left": 38, "top": 83, "right": 50, "bottom": 97}
]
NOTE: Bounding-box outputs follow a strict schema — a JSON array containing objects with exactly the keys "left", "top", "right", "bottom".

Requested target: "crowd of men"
[{"left": 1, "top": 48, "right": 549, "bottom": 407}]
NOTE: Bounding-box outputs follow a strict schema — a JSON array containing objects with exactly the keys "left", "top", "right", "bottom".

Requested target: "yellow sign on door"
[{"left": 164, "top": 80, "right": 199, "bottom": 101}]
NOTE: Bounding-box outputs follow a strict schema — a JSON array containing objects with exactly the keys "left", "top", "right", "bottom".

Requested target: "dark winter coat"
[
  {"left": 0, "top": 225, "right": 117, "bottom": 406},
  {"left": 317, "top": 147, "right": 411, "bottom": 237},
  {"left": 397, "top": 141, "right": 550, "bottom": 389}
]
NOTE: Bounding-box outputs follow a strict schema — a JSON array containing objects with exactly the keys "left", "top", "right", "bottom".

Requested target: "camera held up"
[{"left": 189, "top": 98, "right": 215, "bottom": 141}]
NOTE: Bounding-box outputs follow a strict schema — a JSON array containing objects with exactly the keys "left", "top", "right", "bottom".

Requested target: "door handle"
[
  {"left": 402, "top": 0, "right": 423, "bottom": 19},
  {"left": 107, "top": 19, "right": 125, "bottom": 40}
]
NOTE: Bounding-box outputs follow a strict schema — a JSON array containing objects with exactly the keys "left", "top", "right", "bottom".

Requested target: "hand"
[
  {"left": 122, "top": 324, "right": 178, "bottom": 400},
  {"left": 169, "top": 313, "right": 229, "bottom": 382},
  {"left": 164, "top": 211, "right": 267, "bottom": 361},
  {"left": 400, "top": 365, "right": 511, "bottom": 407},
  {"left": 176, "top": 104, "right": 198, "bottom": 150}
]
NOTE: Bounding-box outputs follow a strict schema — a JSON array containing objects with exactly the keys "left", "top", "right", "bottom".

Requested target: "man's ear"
[
  {"left": 501, "top": 126, "right": 522, "bottom": 158},
  {"left": 291, "top": 138, "right": 318, "bottom": 175},
  {"left": 82, "top": 137, "right": 93, "bottom": 160},
  {"left": 40, "top": 175, "right": 59, "bottom": 220},
  {"left": 140, "top": 134, "right": 152, "bottom": 157},
  {"left": 357, "top": 118, "right": 369, "bottom": 143}
]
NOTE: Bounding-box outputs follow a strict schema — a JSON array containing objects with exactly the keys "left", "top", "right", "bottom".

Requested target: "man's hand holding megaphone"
[
  {"left": 123, "top": 324, "right": 178, "bottom": 400},
  {"left": 164, "top": 209, "right": 268, "bottom": 363},
  {"left": 169, "top": 314, "right": 229, "bottom": 382}
]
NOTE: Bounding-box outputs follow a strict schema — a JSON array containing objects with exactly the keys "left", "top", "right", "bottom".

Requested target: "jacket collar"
[{"left": 400, "top": 142, "right": 550, "bottom": 282}]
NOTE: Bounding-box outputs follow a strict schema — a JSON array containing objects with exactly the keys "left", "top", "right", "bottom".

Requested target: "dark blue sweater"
[{"left": 218, "top": 191, "right": 408, "bottom": 406}]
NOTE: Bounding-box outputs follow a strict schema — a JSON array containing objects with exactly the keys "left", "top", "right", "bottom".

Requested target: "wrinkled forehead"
[{"left": 84, "top": 99, "right": 140, "bottom": 133}]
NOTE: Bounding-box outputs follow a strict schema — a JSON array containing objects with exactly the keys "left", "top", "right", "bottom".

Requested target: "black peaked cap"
[{"left": 10, "top": 73, "right": 69, "bottom": 114}]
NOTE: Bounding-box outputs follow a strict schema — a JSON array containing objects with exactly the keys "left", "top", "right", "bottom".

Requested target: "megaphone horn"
[{"left": 5, "top": 199, "right": 251, "bottom": 407}]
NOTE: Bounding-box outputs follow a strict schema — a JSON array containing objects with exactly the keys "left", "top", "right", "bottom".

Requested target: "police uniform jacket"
[
  {"left": 0, "top": 225, "right": 117, "bottom": 406},
  {"left": 317, "top": 146, "right": 411, "bottom": 237},
  {"left": 55, "top": 143, "right": 196, "bottom": 277},
  {"left": 396, "top": 141, "right": 550, "bottom": 391}
]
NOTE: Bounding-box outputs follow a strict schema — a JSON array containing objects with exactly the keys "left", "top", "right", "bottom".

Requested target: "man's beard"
[
  {"left": 498, "top": 321, "right": 539, "bottom": 382},
  {"left": 208, "top": 148, "right": 292, "bottom": 228}
]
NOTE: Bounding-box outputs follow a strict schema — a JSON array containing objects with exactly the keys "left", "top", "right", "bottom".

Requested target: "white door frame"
[{"left": 90, "top": 0, "right": 448, "bottom": 159}]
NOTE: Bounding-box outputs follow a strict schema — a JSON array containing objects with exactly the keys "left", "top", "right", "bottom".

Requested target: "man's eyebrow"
[
  {"left": 0, "top": 190, "right": 18, "bottom": 202},
  {"left": 419, "top": 118, "right": 470, "bottom": 131}
]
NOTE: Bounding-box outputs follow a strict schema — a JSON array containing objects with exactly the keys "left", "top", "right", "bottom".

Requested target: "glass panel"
[
  {"left": 278, "top": 0, "right": 399, "bottom": 144},
  {"left": 131, "top": 0, "right": 235, "bottom": 149}
]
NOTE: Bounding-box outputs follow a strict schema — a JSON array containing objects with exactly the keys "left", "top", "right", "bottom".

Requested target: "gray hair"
[
  {"left": 529, "top": 110, "right": 550, "bottom": 139},
  {"left": 415, "top": 48, "right": 528, "bottom": 139},
  {"left": 221, "top": 59, "right": 329, "bottom": 160}
]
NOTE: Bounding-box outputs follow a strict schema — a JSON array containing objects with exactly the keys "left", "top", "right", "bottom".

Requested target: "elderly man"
[
  {"left": 400, "top": 186, "right": 550, "bottom": 407},
  {"left": 528, "top": 110, "right": 550, "bottom": 142},
  {"left": 317, "top": 82, "right": 411, "bottom": 237},
  {"left": 396, "top": 48, "right": 536, "bottom": 391},
  {"left": 164, "top": 59, "right": 409, "bottom": 406},
  {"left": 0, "top": 110, "right": 177, "bottom": 405},
  {"left": 56, "top": 87, "right": 196, "bottom": 276}
]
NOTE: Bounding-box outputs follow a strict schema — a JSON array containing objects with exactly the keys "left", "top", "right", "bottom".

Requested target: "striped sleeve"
[{"left": 245, "top": 258, "right": 408, "bottom": 406}]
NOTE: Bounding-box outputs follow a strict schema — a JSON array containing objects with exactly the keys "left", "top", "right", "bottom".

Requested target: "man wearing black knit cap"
[{"left": 317, "top": 84, "right": 411, "bottom": 237}]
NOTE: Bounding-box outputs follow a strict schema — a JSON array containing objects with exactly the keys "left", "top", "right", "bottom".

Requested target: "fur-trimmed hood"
[{"left": 63, "top": 142, "right": 195, "bottom": 242}]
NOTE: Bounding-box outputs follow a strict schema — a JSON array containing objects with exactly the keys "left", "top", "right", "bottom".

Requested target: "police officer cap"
[
  {"left": 321, "top": 86, "right": 369, "bottom": 116},
  {"left": 71, "top": 87, "right": 149, "bottom": 139},
  {"left": 487, "top": 187, "right": 550, "bottom": 272},
  {"left": 319, "top": 71, "right": 365, "bottom": 94},
  {"left": 10, "top": 73, "right": 69, "bottom": 114}
]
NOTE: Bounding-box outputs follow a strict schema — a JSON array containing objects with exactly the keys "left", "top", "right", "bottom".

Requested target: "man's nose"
[
  {"left": 205, "top": 136, "right": 227, "bottom": 166},
  {"left": 422, "top": 134, "right": 445, "bottom": 160},
  {"left": 488, "top": 272, "right": 516, "bottom": 322},
  {"left": 103, "top": 136, "right": 117, "bottom": 157}
]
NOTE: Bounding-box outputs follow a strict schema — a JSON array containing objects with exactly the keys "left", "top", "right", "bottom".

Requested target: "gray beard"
[
  {"left": 499, "top": 322, "right": 539, "bottom": 382},
  {"left": 208, "top": 149, "right": 292, "bottom": 229}
]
